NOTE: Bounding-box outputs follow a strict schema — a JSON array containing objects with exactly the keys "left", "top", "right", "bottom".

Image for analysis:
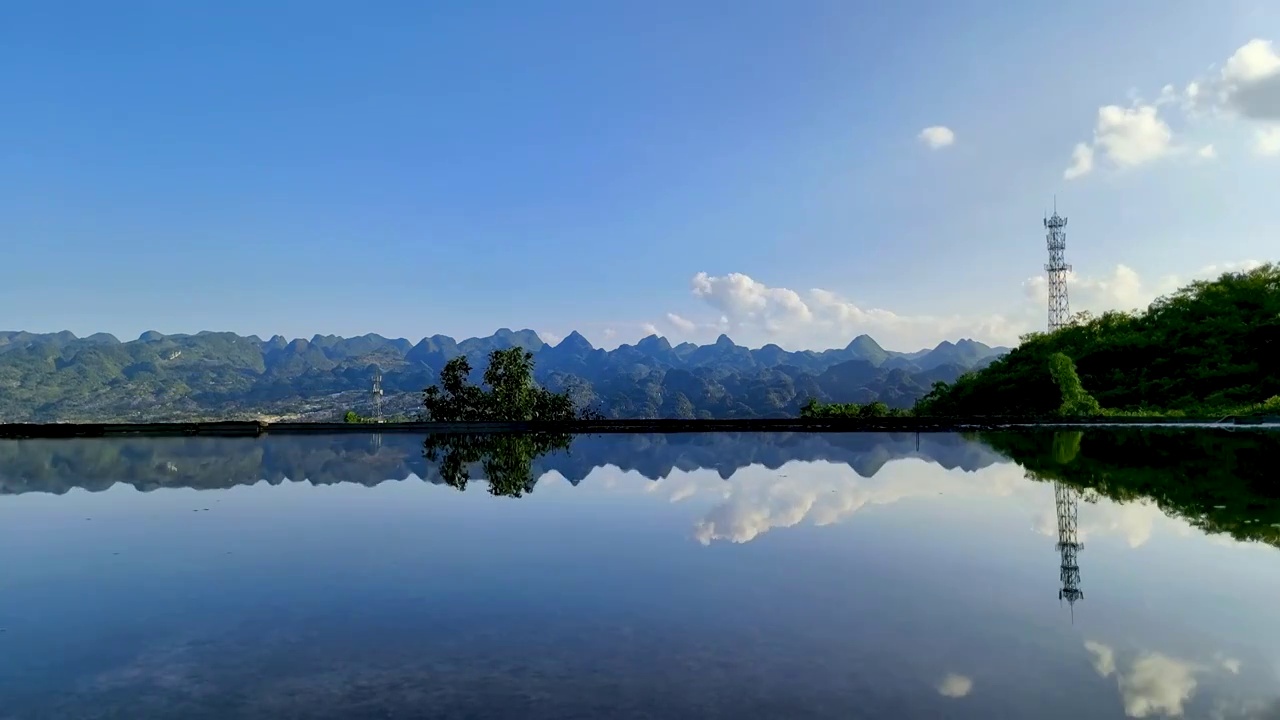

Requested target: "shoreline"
[{"left": 0, "top": 416, "right": 1275, "bottom": 439}]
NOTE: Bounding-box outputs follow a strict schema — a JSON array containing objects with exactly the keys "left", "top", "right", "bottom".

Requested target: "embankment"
[{"left": 0, "top": 416, "right": 1270, "bottom": 439}]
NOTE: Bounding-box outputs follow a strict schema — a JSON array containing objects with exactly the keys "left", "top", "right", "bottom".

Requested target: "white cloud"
[
  {"left": 602, "top": 328, "right": 617, "bottom": 341},
  {"left": 1183, "top": 81, "right": 1202, "bottom": 113},
  {"left": 677, "top": 271, "right": 1022, "bottom": 350},
  {"left": 1254, "top": 126, "right": 1280, "bottom": 156},
  {"left": 1066, "top": 38, "right": 1280, "bottom": 178},
  {"left": 652, "top": 260, "right": 1262, "bottom": 351},
  {"left": 639, "top": 322, "right": 660, "bottom": 337},
  {"left": 1222, "top": 39, "right": 1280, "bottom": 86},
  {"left": 1022, "top": 259, "right": 1263, "bottom": 319},
  {"left": 918, "top": 125, "right": 956, "bottom": 149},
  {"left": 691, "top": 272, "right": 815, "bottom": 330},
  {"left": 1022, "top": 263, "right": 1172, "bottom": 315},
  {"left": 937, "top": 673, "right": 973, "bottom": 698},
  {"left": 1214, "top": 653, "right": 1243, "bottom": 675},
  {"left": 1065, "top": 105, "right": 1173, "bottom": 179},
  {"left": 538, "top": 330, "right": 563, "bottom": 346},
  {"left": 1191, "top": 259, "right": 1266, "bottom": 276},
  {"left": 664, "top": 313, "right": 696, "bottom": 333},
  {"left": 1096, "top": 105, "right": 1175, "bottom": 166},
  {"left": 1221, "top": 39, "right": 1280, "bottom": 121},
  {"left": 1064, "top": 142, "right": 1095, "bottom": 179}
]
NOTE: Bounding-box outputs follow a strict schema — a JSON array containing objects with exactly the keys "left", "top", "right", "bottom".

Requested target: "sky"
[{"left": 2, "top": 0, "right": 1278, "bottom": 353}]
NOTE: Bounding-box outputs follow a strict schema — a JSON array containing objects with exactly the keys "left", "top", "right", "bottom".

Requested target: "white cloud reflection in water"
[{"left": 537, "top": 451, "right": 1280, "bottom": 718}]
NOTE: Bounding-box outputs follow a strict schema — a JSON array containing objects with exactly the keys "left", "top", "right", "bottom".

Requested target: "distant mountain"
[{"left": 0, "top": 329, "right": 1009, "bottom": 422}]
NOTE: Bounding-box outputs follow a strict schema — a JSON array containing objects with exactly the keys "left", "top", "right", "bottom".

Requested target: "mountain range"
[{"left": 0, "top": 329, "right": 1008, "bottom": 422}]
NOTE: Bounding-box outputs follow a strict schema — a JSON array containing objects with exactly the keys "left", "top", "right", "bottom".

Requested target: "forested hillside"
[
  {"left": 0, "top": 327, "right": 1006, "bottom": 422},
  {"left": 917, "top": 264, "right": 1280, "bottom": 417}
]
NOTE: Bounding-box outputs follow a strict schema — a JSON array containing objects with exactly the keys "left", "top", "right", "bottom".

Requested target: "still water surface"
[{"left": 0, "top": 430, "right": 1277, "bottom": 719}]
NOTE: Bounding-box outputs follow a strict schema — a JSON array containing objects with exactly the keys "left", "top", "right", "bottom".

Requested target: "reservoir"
[{"left": 0, "top": 430, "right": 1276, "bottom": 719}]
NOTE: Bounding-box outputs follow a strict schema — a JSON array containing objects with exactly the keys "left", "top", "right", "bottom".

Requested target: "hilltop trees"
[
  {"left": 916, "top": 264, "right": 1280, "bottom": 417},
  {"left": 422, "top": 347, "right": 600, "bottom": 422}
]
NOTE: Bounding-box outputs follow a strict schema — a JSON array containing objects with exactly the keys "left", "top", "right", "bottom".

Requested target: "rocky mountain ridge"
[{"left": 0, "top": 328, "right": 1008, "bottom": 422}]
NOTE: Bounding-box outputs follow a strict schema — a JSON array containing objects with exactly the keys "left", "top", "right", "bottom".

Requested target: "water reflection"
[
  {"left": 3, "top": 429, "right": 1278, "bottom": 548},
  {"left": 0, "top": 430, "right": 1278, "bottom": 718},
  {"left": 0, "top": 431, "right": 1004, "bottom": 494},
  {"left": 423, "top": 431, "right": 574, "bottom": 497}
]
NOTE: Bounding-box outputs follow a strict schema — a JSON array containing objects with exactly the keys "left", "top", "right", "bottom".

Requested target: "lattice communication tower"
[
  {"left": 1054, "top": 481, "right": 1084, "bottom": 618},
  {"left": 1044, "top": 202, "right": 1071, "bottom": 331}
]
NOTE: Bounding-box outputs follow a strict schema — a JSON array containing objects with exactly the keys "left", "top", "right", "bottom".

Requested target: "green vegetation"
[
  {"left": 915, "top": 264, "right": 1280, "bottom": 417},
  {"left": 798, "top": 398, "right": 902, "bottom": 419},
  {"left": 342, "top": 410, "right": 412, "bottom": 423},
  {"left": 417, "top": 348, "right": 595, "bottom": 496},
  {"left": 983, "top": 429, "right": 1280, "bottom": 548},
  {"left": 1047, "top": 352, "right": 1103, "bottom": 416},
  {"left": 421, "top": 347, "right": 600, "bottom": 422}
]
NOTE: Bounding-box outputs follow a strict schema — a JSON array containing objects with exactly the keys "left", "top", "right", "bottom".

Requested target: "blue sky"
[{"left": 2, "top": 0, "right": 1277, "bottom": 351}]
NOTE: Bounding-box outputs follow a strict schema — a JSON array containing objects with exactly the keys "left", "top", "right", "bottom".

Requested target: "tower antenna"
[
  {"left": 1044, "top": 203, "right": 1071, "bottom": 331},
  {"left": 371, "top": 367, "right": 384, "bottom": 423},
  {"left": 1055, "top": 482, "right": 1084, "bottom": 619}
]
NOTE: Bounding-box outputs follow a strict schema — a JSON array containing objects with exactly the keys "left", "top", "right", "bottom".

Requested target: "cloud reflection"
[
  {"left": 1035, "top": 498, "right": 1167, "bottom": 549},
  {"left": 1084, "top": 641, "right": 1250, "bottom": 718},
  {"left": 642, "top": 458, "right": 1029, "bottom": 545},
  {"left": 936, "top": 673, "right": 973, "bottom": 698}
]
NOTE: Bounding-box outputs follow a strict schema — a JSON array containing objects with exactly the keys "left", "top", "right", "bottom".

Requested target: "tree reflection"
[
  {"left": 980, "top": 429, "right": 1280, "bottom": 548},
  {"left": 422, "top": 432, "right": 576, "bottom": 498}
]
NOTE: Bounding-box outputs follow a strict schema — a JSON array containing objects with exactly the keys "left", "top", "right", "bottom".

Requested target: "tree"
[
  {"left": 422, "top": 347, "right": 598, "bottom": 422},
  {"left": 1048, "top": 352, "right": 1102, "bottom": 416},
  {"left": 859, "top": 401, "right": 890, "bottom": 418},
  {"left": 422, "top": 355, "right": 489, "bottom": 421},
  {"left": 800, "top": 397, "right": 822, "bottom": 418},
  {"left": 799, "top": 398, "right": 909, "bottom": 419},
  {"left": 912, "top": 381, "right": 951, "bottom": 415}
]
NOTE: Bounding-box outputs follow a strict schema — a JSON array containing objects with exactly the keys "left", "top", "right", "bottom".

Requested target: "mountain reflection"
[
  {"left": 1, "top": 428, "right": 1278, "bottom": 550},
  {"left": 0, "top": 431, "right": 1003, "bottom": 495}
]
